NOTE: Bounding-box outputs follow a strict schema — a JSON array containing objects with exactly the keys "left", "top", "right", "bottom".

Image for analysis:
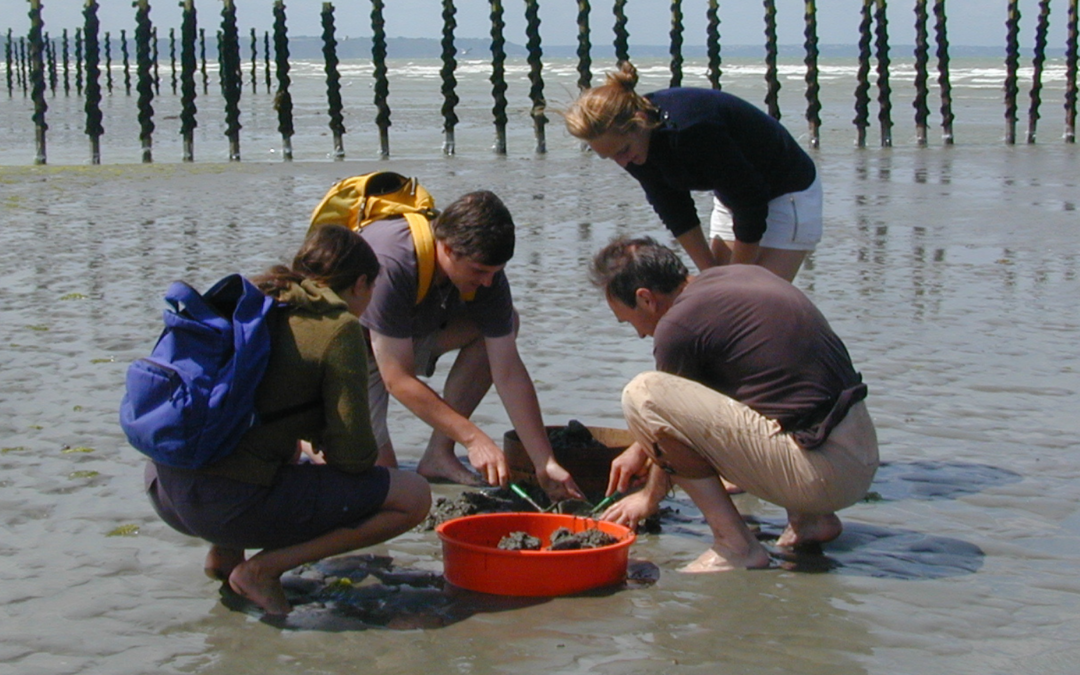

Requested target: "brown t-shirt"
[{"left": 654, "top": 265, "right": 865, "bottom": 442}]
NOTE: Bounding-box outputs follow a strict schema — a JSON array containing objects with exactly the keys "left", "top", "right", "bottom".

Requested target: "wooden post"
[
  {"left": 804, "top": 0, "right": 821, "bottom": 147},
  {"left": 179, "top": 0, "right": 198, "bottom": 162},
  {"left": 134, "top": 0, "right": 154, "bottom": 163},
  {"left": 321, "top": 2, "right": 345, "bottom": 160},
  {"left": 489, "top": 0, "right": 508, "bottom": 155},
  {"left": 29, "top": 0, "right": 48, "bottom": 165},
  {"left": 1004, "top": 0, "right": 1021, "bottom": 145},
  {"left": 440, "top": 0, "right": 459, "bottom": 155},
  {"left": 83, "top": 0, "right": 104, "bottom": 165},
  {"left": 273, "top": 0, "right": 294, "bottom": 160}
]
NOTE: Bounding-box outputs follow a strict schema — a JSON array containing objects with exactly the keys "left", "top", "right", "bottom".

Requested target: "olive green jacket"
[{"left": 204, "top": 280, "right": 378, "bottom": 485}]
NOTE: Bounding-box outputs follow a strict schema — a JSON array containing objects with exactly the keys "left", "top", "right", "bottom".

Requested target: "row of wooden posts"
[{"left": 7, "top": 0, "right": 1080, "bottom": 165}]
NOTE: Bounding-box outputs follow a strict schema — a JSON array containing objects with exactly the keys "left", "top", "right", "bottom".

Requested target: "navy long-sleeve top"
[{"left": 624, "top": 88, "right": 816, "bottom": 243}]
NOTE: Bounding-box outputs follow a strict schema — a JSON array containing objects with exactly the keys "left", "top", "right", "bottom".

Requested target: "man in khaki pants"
[{"left": 590, "top": 236, "right": 878, "bottom": 572}]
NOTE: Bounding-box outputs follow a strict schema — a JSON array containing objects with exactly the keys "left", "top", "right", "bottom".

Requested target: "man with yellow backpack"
[{"left": 310, "top": 173, "right": 583, "bottom": 501}]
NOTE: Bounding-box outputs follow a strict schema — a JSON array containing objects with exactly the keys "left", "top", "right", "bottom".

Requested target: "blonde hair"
[{"left": 563, "top": 61, "right": 660, "bottom": 141}]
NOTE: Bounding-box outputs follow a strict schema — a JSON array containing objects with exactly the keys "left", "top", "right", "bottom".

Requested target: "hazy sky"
[{"left": 2, "top": 1, "right": 1071, "bottom": 50}]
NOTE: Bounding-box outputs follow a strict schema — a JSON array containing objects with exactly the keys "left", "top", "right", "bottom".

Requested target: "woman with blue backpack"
[{"left": 142, "top": 225, "right": 431, "bottom": 616}]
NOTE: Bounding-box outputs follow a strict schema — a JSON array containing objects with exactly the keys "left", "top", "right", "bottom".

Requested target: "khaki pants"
[{"left": 622, "top": 371, "right": 879, "bottom": 514}]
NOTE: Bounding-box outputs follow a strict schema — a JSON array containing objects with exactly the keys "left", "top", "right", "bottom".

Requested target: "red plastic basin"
[{"left": 436, "top": 512, "right": 635, "bottom": 597}]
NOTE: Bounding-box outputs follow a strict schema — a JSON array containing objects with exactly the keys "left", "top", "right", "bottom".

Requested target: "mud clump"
[
  {"left": 548, "top": 527, "right": 618, "bottom": 550},
  {"left": 548, "top": 419, "right": 606, "bottom": 451},
  {"left": 498, "top": 531, "right": 542, "bottom": 550},
  {"left": 421, "top": 489, "right": 519, "bottom": 531}
]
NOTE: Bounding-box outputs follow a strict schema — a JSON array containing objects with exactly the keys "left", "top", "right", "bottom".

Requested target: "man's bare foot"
[
  {"left": 204, "top": 546, "right": 245, "bottom": 581},
  {"left": 777, "top": 512, "right": 842, "bottom": 548},
  {"left": 417, "top": 454, "right": 485, "bottom": 487},
  {"left": 228, "top": 560, "right": 291, "bottom": 616},
  {"left": 679, "top": 542, "right": 771, "bottom": 573}
]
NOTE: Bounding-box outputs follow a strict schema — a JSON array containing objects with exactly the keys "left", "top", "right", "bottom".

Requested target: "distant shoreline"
[{"left": 92, "top": 35, "right": 1061, "bottom": 61}]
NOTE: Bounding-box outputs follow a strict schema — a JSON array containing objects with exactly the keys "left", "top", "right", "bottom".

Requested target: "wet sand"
[{"left": 2, "top": 56, "right": 1080, "bottom": 675}]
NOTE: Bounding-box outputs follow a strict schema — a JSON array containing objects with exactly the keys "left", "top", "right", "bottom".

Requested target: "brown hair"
[
  {"left": 590, "top": 236, "right": 688, "bottom": 308},
  {"left": 433, "top": 190, "right": 515, "bottom": 266},
  {"left": 562, "top": 61, "right": 660, "bottom": 141},
  {"left": 253, "top": 225, "right": 380, "bottom": 300}
]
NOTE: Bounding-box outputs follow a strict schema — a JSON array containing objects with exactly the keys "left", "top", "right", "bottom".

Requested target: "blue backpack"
[{"left": 120, "top": 274, "right": 281, "bottom": 469}]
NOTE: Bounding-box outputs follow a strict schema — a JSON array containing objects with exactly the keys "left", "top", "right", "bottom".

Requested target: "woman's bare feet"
[
  {"left": 777, "top": 512, "right": 842, "bottom": 548},
  {"left": 679, "top": 540, "right": 771, "bottom": 573},
  {"left": 204, "top": 546, "right": 245, "bottom": 581},
  {"left": 228, "top": 559, "right": 292, "bottom": 616}
]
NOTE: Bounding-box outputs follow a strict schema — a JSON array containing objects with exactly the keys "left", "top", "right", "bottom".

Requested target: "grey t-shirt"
[
  {"left": 654, "top": 265, "right": 864, "bottom": 433},
  {"left": 358, "top": 218, "right": 515, "bottom": 339}
]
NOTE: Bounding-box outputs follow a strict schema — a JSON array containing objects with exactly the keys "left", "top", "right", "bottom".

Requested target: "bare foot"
[
  {"left": 679, "top": 542, "right": 771, "bottom": 573},
  {"left": 721, "top": 477, "right": 745, "bottom": 495},
  {"left": 777, "top": 512, "right": 842, "bottom": 548},
  {"left": 228, "top": 560, "right": 291, "bottom": 616},
  {"left": 204, "top": 546, "right": 245, "bottom": 581},
  {"left": 417, "top": 455, "right": 486, "bottom": 487}
]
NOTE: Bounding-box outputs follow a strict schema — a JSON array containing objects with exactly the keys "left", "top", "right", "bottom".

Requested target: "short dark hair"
[
  {"left": 433, "top": 191, "right": 515, "bottom": 266},
  {"left": 589, "top": 236, "right": 688, "bottom": 307}
]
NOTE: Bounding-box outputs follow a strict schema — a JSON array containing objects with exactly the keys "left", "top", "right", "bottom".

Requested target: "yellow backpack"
[{"left": 309, "top": 172, "right": 443, "bottom": 304}]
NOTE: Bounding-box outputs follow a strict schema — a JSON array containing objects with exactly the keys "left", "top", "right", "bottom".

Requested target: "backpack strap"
[{"left": 405, "top": 212, "right": 436, "bottom": 305}]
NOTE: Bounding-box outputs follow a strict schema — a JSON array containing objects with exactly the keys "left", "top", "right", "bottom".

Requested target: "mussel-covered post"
[
  {"left": 273, "top": 0, "right": 294, "bottom": 160},
  {"left": 804, "top": 0, "right": 821, "bottom": 147},
  {"left": 104, "top": 31, "right": 112, "bottom": 93},
  {"left": 249, "top": 27, "right": 257, "bottom": 94},
  {"left": 371, "top": 0, "right": 391, "bottom": 158},
  {"left": 706, "top": 0, "right": 721, "bottom": 89},
  {"left": 489, "top": 0, "right": 508, "bottom": 155},
  {"left": 669, "top": 0, "right": 683, "bottom": 87},
  {"left": 1067, "top": 0, "right": 1078, "bottom": 143},
  {"left": 5, "top": 30, "right": 12, "bottom": 96},
  {"left": 46, "top": 33, "right": 56, "bottom": 95},
  {"left": 932, "top": 0, "right": 954, "bottom": 143},
  {"left": 151, "top": 27, "right": 159, "bottom": 95},
  {"left": 75, "top": 28, "right": 82, "bottom": 96},
  {"left": 913, "top": 0, "right": 931, "bottom": 146},
  {"left": 1027, "top": 0, "right": 1051, "bottom": 144},
  {"left": 29, "top": 0, "right": 48, "bottom": 165},
  {"left": 763, "top": 0, "right": 780, "bottom": 120},
  {"left": 220, "top": 0, "right": 243, "bottom": 161},
  {"left": 613, "top": 0, "right": 629, "bottom": 64},
  {"left": 576, "top": 0, "right": 591, "bottom": 93},
  {"left": 524, "top": 0, "right": 547, "bottom": 154},
  {"left": 321, "top": 3, "right": 345, "bottom": 160},
  {"left": 121, "top": 28, "right": 130, "bottom": 95},
  {"left": 854, "top": 0, "right": 873, "bottom": 147},
  {"left": 180, "top": 0, "right": 198, "bottom": 162},
  {"left": 83, "top": 0, "right": 104, "bottom": 165},
  {"left": 440, "top": 0, "right": 459, "bottom": 155},
  {"left": 874, "top": 0, "right": 893, "bottom": 147},
  {"left": 134, "top": 0, "right": 154, "bottom": 163},
  {"left": 169, "top": 28, "right": 176, "bottom": 95},
  {"left": 1004, "top": 0, "right": 1021, "bottom": 145},
  {"left": 263, "top": 32, "right": 270, "bottom": 91},
  {"left": 199, "top": 28, "right": 208, "bottom": 94},
  {"left": 62, "top": 29, "right": 69, "bottom": 95}
]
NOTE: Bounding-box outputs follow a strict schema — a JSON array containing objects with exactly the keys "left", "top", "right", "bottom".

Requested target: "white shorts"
[{"left": 709, "top": 174, "right": 823, "bottom": 251}]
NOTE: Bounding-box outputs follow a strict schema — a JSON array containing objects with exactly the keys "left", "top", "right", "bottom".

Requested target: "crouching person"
[
  {"left": 144, "top": 226, "right": 431, "bottom": 615},
  {"left": 590, "top": 236, "right": 878, "bottom": 572}
]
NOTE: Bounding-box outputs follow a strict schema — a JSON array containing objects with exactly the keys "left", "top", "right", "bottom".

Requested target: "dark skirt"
[{"left": 145, "top": 460, "right": 391, "bottom": 550}]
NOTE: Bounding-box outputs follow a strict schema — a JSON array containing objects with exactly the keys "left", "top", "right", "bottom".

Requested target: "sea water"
[{"left": 1, "top": 56, "right": 1078, "bottom": 674}]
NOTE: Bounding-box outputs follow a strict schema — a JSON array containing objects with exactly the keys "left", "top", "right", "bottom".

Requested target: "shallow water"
[{"left": 2, "top": 57, "right": 1080, "bottom": 674}]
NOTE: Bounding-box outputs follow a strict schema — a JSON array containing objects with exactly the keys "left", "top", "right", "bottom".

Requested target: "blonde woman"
[{"left": 564, "top": 62, "right": 822, "bottom": 280}]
